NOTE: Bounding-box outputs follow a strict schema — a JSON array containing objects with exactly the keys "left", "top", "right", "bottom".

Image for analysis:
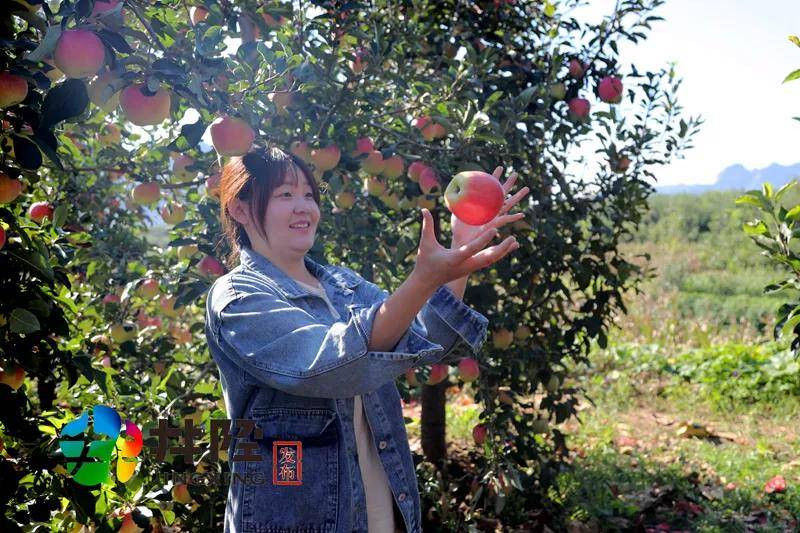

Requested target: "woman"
[{"left": 204, "top": 146, "right": 529, "bottom": 533}]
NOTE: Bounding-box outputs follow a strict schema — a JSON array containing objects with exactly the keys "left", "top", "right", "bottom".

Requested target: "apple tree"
[{"left": 0, "top": 0, "right": 699, "bottom": 530}]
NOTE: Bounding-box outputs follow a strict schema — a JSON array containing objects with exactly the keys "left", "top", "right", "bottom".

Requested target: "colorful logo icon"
[{"left": 58, "top": 405, "right": 142, "bottom": 486}]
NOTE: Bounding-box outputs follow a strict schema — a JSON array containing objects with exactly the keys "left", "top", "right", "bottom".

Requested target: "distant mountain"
[{"left": 656, "top": 162, "right": 800, "bottom": 195}]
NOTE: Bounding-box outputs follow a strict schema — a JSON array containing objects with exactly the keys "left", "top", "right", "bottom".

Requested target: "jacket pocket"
[{"left": 242, "top": 408, "right": 339, "bottom": 533}]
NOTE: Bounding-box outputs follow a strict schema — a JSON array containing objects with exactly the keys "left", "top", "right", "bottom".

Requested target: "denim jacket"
[{"left": 204, "top": 246, "right": 489, "bottom": 533}]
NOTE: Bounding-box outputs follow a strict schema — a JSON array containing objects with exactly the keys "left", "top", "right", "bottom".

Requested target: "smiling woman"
[{"left": 205, "top": 145, "right": 524, "bottom": 532}]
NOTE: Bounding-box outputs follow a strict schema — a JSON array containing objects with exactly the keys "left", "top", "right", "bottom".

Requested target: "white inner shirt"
[{"left": 293, "top": 277, "right": 397, "bottom": 533}]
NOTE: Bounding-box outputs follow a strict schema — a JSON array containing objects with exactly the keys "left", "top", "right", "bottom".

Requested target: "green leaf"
[
  {"left": 52, "top": 204, "right": 68, "bottom": 228},
  {"left": 24, "top": 25, "right": 61, "bottom": 63},
  {"left": 786, "top": 204, "right": 800, "bottom": 222},
  {"left": 762, "top": 182, "right": 773, "bottom": 199},
  {"left": 743, "top": 220, "right": 769, "bottom": 236},
  {"left": 734, "top": 194, "right": 765, "bottom": 209},
  {"left": 783, "top": 69, "right": 800, "bottom": 83},
  {"left": 790, "top": 35, "right": 800, "bottom": 47},
  {"left": 775, "top": 180, "right": 797, "bottom": 203},
  {"left": 40, "top": 79, "right": 90, "bottom": 129},
  {"left": 10, "top": 308, "right": 41, "bottom": 334}
]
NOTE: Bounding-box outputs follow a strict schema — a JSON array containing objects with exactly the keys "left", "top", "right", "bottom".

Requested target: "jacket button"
[
  {"left": 398, "top": 492, "right": 406, "bottom": 502},
  {"left": 379, "top": 440, "right": 387, "bottom": 450}
]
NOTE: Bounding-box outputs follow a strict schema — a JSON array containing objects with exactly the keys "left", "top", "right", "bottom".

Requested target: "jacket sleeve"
[
  {"left": 211, "top": 286, "right": 449, "bottom": 398},
  {"left": 343, "top": 267, "right": 490, "bottom": 367}
]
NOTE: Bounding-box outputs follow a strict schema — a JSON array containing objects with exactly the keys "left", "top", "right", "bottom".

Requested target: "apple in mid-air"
[{"left": 444, "top": 171, "right": 504, "bottom": 226}]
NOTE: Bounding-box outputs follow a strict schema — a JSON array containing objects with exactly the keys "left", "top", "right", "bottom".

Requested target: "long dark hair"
[{"left": 219, "top": 146, "right": 320, "bottom": 268}]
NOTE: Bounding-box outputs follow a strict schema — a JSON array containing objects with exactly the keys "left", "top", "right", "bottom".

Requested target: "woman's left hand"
[{"left": 450, "top": 166, "right": 530, "bottom": 249}]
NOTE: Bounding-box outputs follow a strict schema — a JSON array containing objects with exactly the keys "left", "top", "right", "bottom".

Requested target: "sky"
[{"left": 571, "top": 0, "right": 800, "bottom": 186}]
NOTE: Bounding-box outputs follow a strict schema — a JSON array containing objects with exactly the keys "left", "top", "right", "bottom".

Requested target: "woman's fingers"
[
  {"left": 502, "top": 172, "right": 518, "bottom": 194},
  {"left": 419, "top": 208, "right": 438, "bottom": 247},
  {"left": 500, "top": 186, "right": 530, "bottom": 216},
  {"left": 465, "top": 236, "right": 518, "bottom": 271},
  {"left": 492, "top": 166, "right": 503, "bottom": 180},
  {"left": 456, "top": 226, "right": 499, "bottom": 259}
]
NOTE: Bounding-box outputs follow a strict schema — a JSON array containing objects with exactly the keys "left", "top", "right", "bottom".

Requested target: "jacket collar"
[{"left": 239, "top": 246, "right": 358, "bottom": 299}]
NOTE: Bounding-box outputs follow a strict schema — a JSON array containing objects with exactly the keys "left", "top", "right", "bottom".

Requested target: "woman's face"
[{"left": 262, "top": 164, "right": 320, "bottom": 256}]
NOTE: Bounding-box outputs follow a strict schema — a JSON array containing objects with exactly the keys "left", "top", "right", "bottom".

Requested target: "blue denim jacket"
[{"left": 204, "top": 246, "right": 489, "bottom": 533}]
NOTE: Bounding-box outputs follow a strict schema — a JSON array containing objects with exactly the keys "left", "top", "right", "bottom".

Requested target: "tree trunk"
[{"left": 420, "top": 208, "right": 448, "bottom": 468}]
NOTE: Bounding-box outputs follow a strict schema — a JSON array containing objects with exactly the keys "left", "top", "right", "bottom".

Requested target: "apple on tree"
[
  {"left": 54, "top": 30, "right": 106, "bottom": 79},
  {"left": 310, "top": 144, "right": 341, "bottom": 172},
  {"left": 27, "top": 201, "right": 54, "bottom": 223},
  {"left": 568, "top": 97, "right": 591, "bottom": 121},
  {"left": 120, "top": 84, "right": 172, "bottom": 126},
  {"left": 0, "top": 173, "right": 22, "bottom": 203},
  {"left": 598, "top": 75, "right": 623, "bottom": 103},
  {"left": 457, "top": 357, "right": 480, "bottom": 382},
  {"left": 0, "top": 72, "right": 28, "bottom": 108},
  {"left": 444, "top": 171, "right": 504, "bottom": 225},
  {"left": 88, "top": 71, "right": 121, "bottom": 112},
  {"left": 210, "top": 115, "right": 255, "bottom": 157},
  {"left": 425, "top": 363, "right": 449, "bottom": 385},
  {"left": 382, "top": 155, "right": 404, "bottom": 178}
]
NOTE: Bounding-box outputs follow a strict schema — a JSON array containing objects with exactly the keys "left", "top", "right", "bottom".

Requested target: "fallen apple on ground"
[{"left": 444, "top": 171, "right": 504, "bottom": 225}]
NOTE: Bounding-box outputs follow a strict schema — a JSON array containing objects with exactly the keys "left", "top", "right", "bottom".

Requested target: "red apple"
[
  {"left": 28, "top": 201, "right": 54, "bottom": 223},
  {"left": 354, "top": 137, "right": 374, "bottom": 155},
  {"left": 197, "top": 255, "right": 226, "bottom": 277},
  {"left": 0, "top": 73, "right": 28, "bottom": 108},
  {"left": 120, "top": 84, "right": 172, "bottom": 126},
  {"left": 160, "top": 295, "right": 182, "bottom": 317},
  {"left": 568, "top": 58, "right": 586, "bottom": 79},
  {"left": 364, "top": 176, "right": 386, "bottom": 196},
  {"left": 360, "top": 150, "right": 384, "bottom": 175},
  {"left": 568, "top": 97, "right": 590, "bottom": 121},
  {"left": 131, "top": 182, "right": 160, "bottom": 205},
  {"left": 419, "top": 167, "right": 440, "bottom": 194},
  {"left": 611, "top": 156, "right": 630, "bottom": 173},
  {"left": 172, "top": 482, "right": 193, "bottom": 503},
  {"left": 334, "top": 191, "right": 355, "bottom": 210},
  {"left": 426, "top": 363, "right": 449, "bottom": 385},
  {"left": 422, "top": 123, "right": 446, "bottom": 141},
  {"left": 380, "top": 192, "right": 400, "bottom": 210},
  {"left": 472, "top": 423, "right": 487, "bottom": 445},
  {"left": 382, "top": 155, "right": 404, "bottom": 179},
  {"left": 205, "top": 174, "right": 221, "bottom": 199},
  {"left": 0, "top": 364, "right": 25, "bottom": 390},
  {"left": 492, "top": 327, "right": 513, "bottom": 349},
  {"left": 160, "top": 202, "right": 186, "bottom": 225},
  {"left": 90, "top": 0, "right": 122, "bottom": 17},
  {"left": 102, "top": 294, "right": 121, "bottom": 305},
  {"left": 290, "top": 140, "right": 312, "bottom": 163},
  {"left": 407, "top": 161, "right": 428, "bottom": 183},
  {"left": 310, "top": 145, "right": 340, "bottom": 172},
  {"left": 138, "top": 278, "right": 160, "bottom": 299},
  {"left": 598, "top": 76, "right": 623, "bottom": 103},
  {"left": 269, "top": 91, "right": 294, "bottom": 114},
  {"left": 0, "top": 173, "right": 22, "bottom": 203},
  {"left": 443, "top": 171, "right": 504, "bottom": 225},
  {"left": 54, "top": 30, "right": 105, "bottom": 79},
  {"left": 412, "top": 116, "right": 430, "bottom": 130},
  {"left": 190, "top": 6, "right": 208, "bottom": 25},
  {"left": 210, "top": 115, "right": 255, "bottom": 157},
  {"left": 118, "top": 512, "right": 143, "bottom": 533},
  {"left": 457, "top": 357, "right": 480, "bottom": 382},
  {"left": 171, "top": 153, "right": 195, "bottom": 179}
]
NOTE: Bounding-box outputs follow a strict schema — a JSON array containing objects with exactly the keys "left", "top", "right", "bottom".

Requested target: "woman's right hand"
[{"left": 411, "top": 208, "right": 520, "bottom": 289}]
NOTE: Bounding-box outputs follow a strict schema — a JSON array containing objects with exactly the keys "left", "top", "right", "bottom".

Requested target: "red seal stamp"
[{"left": 272, "top": 440, "right": 302, "bottom": 485}]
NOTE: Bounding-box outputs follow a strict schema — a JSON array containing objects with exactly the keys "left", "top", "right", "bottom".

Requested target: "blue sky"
[{"left": 572, "top": 0, "right": 800, "bottom": 186}]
